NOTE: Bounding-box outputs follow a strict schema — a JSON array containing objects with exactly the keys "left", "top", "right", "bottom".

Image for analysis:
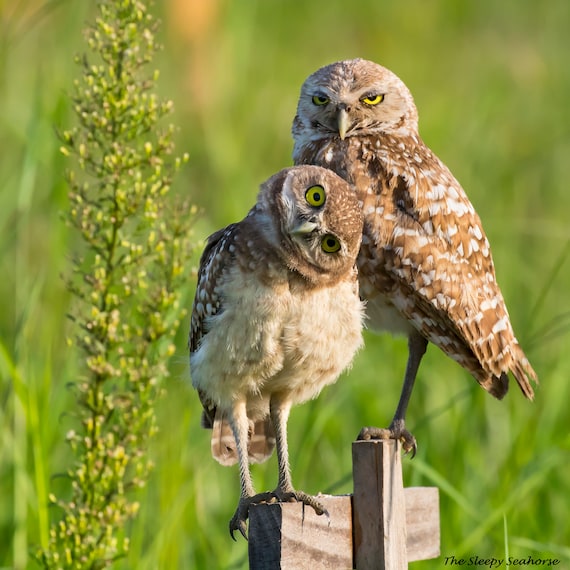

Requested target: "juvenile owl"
[
  {"left": 292, "top": 59, "right": 537, "bottom": 454},
  {"left": 189, "top": 165, "right": 364, "bottom": 539}
]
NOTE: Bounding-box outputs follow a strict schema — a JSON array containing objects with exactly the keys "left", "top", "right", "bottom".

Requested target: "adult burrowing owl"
[
  {"left": 292, "top": 58, "right": 537, "bottom": 454},
  {"left": 189, "top": 165, "right": 364, "bottom": 538}
]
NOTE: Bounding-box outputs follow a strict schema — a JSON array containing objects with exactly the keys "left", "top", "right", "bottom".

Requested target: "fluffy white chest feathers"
[{"left": 190, "top": 264, "right": 364, "bottom": 415}]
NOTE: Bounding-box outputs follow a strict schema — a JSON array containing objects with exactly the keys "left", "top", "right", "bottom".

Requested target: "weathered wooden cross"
[{"left": 248, "top": 439, "right": 440, "bottom": 569}]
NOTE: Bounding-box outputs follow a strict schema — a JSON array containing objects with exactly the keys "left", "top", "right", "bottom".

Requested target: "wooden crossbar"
[{"left": 248, "top": 440, "right": 440, "bottom": 569}]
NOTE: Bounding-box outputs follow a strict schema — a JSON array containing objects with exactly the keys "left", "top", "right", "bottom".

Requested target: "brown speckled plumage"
[{"left": 292, "top": 59, "right": 537, "bottom": 451}]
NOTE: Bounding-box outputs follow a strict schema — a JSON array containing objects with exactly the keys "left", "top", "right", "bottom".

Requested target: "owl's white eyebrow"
[{"left": 360, "top": 91, "right": 385, "bottom": 99}]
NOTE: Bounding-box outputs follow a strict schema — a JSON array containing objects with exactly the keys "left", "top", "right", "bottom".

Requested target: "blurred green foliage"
[{"left": 1, "top": 0, "right": 569, "bottom": 568}]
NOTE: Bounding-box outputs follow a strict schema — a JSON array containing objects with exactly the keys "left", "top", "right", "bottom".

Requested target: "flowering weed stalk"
[{"left": 37, "top": 1, "right": 195, "bottom": 567}]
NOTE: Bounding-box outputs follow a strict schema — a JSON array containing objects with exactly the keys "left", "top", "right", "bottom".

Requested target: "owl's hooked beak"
[
  {"left": 337, "top": 108, "right": 350, "bottom": 140},
  {"left": 290, "top": 219, "right": 318, "bottom": 236}
]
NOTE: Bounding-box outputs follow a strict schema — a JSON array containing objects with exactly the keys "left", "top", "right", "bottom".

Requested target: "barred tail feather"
[
  {"left": 510, "top": 346, "right": 538, "bottom": 401},
  {"left": 210, "top": 416, "right": 276, "bottom": 466}
]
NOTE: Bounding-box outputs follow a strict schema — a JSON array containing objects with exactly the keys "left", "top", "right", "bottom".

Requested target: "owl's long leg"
[
  {"left": 228, "top": 400, "right": 255, "bottom": 540},
  {"left": 269, "top": 396, "right": 328, "bottom": 517},
  {"left": 228, "top": 400, "right": 274, "bottom": 540},
  {"left": 359, "top": 331, "right": 428, "bottom": 457}
]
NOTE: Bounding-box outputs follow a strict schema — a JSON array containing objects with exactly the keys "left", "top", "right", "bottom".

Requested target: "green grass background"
[{"left": 1, "top": 0, "right": 569, "bottom": 568}]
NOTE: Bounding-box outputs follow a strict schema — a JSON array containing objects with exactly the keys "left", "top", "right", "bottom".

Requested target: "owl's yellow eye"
[
  {"left": 361, "top": 94, "right": 384, "bottom": 106},
  {"left": 312, "top": 94, "right": 330, "bottom": 106},
  {"left": 321, "top": 235, "right": 341, "bottom": 253},
  {"left": 305, "top": 185, "right": 326, "bottom": 207}
]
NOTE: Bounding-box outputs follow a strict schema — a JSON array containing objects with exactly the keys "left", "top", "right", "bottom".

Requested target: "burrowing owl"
[
  {"left": 292, "top": 58, "right": 537, "bottom": 454},
  {"left": 189, "top": 165, "right": 364, "bottom": 538}
]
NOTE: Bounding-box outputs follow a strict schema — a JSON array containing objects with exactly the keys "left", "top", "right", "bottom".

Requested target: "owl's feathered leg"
[
  {"left": 228, "top": 400, "right": 273, "bottom": 540},
  {"left": 269, "top": 396, "right": 329, "bottom": 518},
  {"left": 359, "top": 332, "right": 428, "bottom": 457}
]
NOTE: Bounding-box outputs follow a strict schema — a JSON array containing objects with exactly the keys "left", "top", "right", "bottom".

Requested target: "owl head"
[
  {"left": 292, "top": 59, "right": 419, "bottom": 153},
  {"left": 257, "top": 165, "right": 363, "bottom": 284}
]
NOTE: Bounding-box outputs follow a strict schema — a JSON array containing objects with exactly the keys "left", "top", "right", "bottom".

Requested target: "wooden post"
[
  {"left": 248, "top": 439, "right": 439, "bottom": 569},
  {"left": 248, "top": 495, "right": 353, "bottom": 569},
  {"left": 352, "top": 440, "right": 407, "bottom": 569}
]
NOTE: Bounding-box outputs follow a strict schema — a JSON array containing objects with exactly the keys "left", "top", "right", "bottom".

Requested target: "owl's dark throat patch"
[
  {"left": 393, "top": 176, "right": 419, "bottom": 223},
  {"left": 364, "top": 153, "right": 388, "bottom": 180}
]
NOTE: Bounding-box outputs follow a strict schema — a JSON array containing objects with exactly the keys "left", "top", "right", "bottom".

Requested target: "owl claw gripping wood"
[
  {"left": 293, "top": 59, "right": 538, "bottom": 452},
  {"left": 189, "top": 165, "right": 365, "bottom": 539}
]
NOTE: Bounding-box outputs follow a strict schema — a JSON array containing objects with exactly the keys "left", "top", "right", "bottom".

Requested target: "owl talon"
[
  {"left": 273, "top": 488, "right": 329, "bottom": 518},
  {"left": 228, "top": 491, "right": 277, "bottom": 541},
  {"left": 358, "top": 424, "right": 417, "bottom": 458},
  {"left": 229, "top": 516, "right": 248, "bottom": 542}
]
